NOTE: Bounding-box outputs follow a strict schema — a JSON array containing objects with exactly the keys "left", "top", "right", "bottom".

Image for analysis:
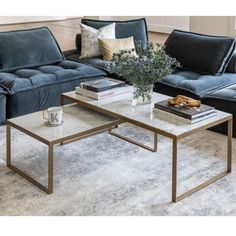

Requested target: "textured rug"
[{"left": 0, "top": 123, "right": 236, "bottom": 216}]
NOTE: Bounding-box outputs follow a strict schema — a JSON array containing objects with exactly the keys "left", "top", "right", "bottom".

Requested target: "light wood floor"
[{"left": 0, "top": 18, "right": 169, "bottom": 51}]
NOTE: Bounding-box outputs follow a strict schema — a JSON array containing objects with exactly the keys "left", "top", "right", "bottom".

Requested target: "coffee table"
[
  {"left": 61, "top": 91, "right": 232, "bottom": 202},
  {"left": 6, "top": 104, "right": 120, "bottom": 194}
]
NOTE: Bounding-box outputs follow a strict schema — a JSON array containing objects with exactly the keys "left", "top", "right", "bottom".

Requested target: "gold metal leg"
[
  {"left": 60, "top": 95, "right": 65, "bottom": 146},
  {"left": 6, "top": 124, "right": 11, "bottom": 167},
  {"left": 60, "top": 95, "right": 65, "bottom": 106},
  {"left": 6, "top": 125, "right": 54, "bottom": 194},
  {"left": 172, "top": 137, "right": 177, "bottom": 202},
  {"left": 48, "top": 144, "right": 53, "bottom": 194},
  {"left": 109, "top": 125, "right": 158, "bottom": 152},
  {"left": 172, "top": 118, "right": 233, "bottom": 202},
  {"left": 227, "top": 119, "right": 232, "bottom": 173}
]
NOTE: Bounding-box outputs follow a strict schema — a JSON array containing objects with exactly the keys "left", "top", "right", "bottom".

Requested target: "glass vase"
[{"left": 132, "top": 84, "right": 154, "bottom": 105}]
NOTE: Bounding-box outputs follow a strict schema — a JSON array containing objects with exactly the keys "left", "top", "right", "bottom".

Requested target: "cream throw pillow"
[
  {"left": 98, "top": 37, "right": 136, "bottom": 61},
  {"left": 80, "top": 23, "right": 116, "bottom": 58}
]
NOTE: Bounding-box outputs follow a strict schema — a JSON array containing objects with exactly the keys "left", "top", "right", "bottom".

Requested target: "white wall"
[
  {"left": 189, "top": 16, "right": 230, "bottom": 36},
  {"left": 0, "top": 16, "right": 74, "bottom": 25},
  {"left": 146, "top": 16, "right": 189, "bottom": 33},
  {"left": 100, "top": 16, "right": 190, "bottom": 33},
  {"left": 1, "top": 16, "right": 233, "bottom": 36}
]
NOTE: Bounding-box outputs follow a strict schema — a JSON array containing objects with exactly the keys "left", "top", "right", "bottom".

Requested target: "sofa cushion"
[
  {"left": 0, "top": 27, "right": 64, "bottom": 72},
  {"left": 164, "top": 30, "right": 236, "bottom": 75},
  {"left": 80, "top": 23, "right": 116, "bottom": 58},
  {"left": 64, "top": 50, "right": 107, "bottom": 70},
  {"left": 5, "top": 73, "right": 106, "bottom": 120},
  {"left": 155, "top": 70, "right": 236, "bottom": 98},
  {"left": 77, "top": 57, "right": 106, "bottom": 69},
  {"left": 0, "top": 60, "right": 107, "bottom": 94},
  {"left": 80, "top": 18, "right": 148, "bottom": 50},
  {"left": 98, "top": 37, "right": 136, "bottom": 60}
]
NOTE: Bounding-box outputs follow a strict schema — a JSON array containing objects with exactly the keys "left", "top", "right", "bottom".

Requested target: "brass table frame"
[
  {"left": 171, "top": 118, "right": 232, "bottom": 202},
  {"left": 6, "top": 117, "right": 120, "bottom": 194},
  {"left": 61, "top": 93, "right": 233, "bottom": 202}
]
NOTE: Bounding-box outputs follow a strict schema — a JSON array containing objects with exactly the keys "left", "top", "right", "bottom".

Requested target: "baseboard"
[{"left": 148, "top": 23, "right": 189, "bottom": 34}]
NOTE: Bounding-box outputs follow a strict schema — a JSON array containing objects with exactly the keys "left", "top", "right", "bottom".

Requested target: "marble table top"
[
  {"left": 62, "top": 91, "right": 232, "bottom": 139},
  {"left": 7, "top": 104, "right": 118, "bottom": 144}
]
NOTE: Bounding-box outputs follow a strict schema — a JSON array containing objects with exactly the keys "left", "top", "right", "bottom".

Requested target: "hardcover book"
[
  {"left": 76, "top": 85, "right": 132, "bottom": 100},
  {"left": 80, "top": 78, "right": 125, "bottom": 92},
  {"left": 153, "top": 108, "right": 217, "bottom": 124},
  {"left": 154, "top": 100, "right": 215, "bottom": 120}
]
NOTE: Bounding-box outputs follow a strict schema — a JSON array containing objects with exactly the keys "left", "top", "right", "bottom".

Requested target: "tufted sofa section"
[
  {"left": 0, "top": 60, "right": 106, "bottom": 94},
  {"left": 155, "top": 71, "right": 236, "bottom": 99},
  {"left": 0, "top": 27, "right": 108, "bottom": 124},
  {"left": 0, "top": 60, "right": 107, "bottom": 120}
]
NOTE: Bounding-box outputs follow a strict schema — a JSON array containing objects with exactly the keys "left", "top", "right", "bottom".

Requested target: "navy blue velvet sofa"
[
  {"left": 2, "top": 18, "right": 236, "bottom": 137},
  {"left": 0, "top": 27, "right": 107, "bottom": 124}
]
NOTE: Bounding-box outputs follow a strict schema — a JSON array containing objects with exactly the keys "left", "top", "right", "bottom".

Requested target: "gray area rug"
[{"left": 0, "top": 124, "right": 236, "bottom": 216}]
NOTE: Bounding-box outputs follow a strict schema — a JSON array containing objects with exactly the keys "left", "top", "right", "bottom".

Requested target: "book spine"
[
  {"left": 76, "top": 87, "right": 132, "bottom": 100},
  {"left": 81, "top": 84, "right": 108, "bottom": 93},
  {"left": 76, "top": 88, "right": 98, "bottom": 99},
  {"left": 154, "top": 108, "right": 217, "bottom": 124},
  {"left": 100, "top": 86, "right": 132, "bottom": 97},
  {"left": 81, "top": 82, "right": 125, "bottom": 93},
  {"left": 153, "top": 109, "right": 192, "bottom": 124},
  {"left": 154, "top": 104, "right": 192, "bottom": 119},
  {"left": 98, "top": 91, "right": 131, "bottom": 99}
]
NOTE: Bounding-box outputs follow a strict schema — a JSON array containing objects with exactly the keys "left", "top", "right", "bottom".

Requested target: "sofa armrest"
[
  {"left": 63, "top": 49, "right": 82, "bottom": 61},
  {"left": 75, "top": 34, "right": 81, "bottom": 52},
  {"left": 63, "top": 49, "right": 80, "bottom": 57}
]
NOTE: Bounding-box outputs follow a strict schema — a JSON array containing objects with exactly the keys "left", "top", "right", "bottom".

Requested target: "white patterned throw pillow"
[{"left": 80, "top": 23, "right": 116, "bottom": 58}]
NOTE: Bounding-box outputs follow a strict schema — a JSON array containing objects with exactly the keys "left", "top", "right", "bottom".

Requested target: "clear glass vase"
[{"left": 132, "top": 84, "right": 154, "bottom": 105}]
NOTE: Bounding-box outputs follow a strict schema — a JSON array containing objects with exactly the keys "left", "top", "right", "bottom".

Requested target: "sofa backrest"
[
  {"left": 76, "top": 18, "right": 149, "bottom": 53},
  {"left": 164, "top": 30, "right": 236, "bottom": 75},
  {"left": 0, "top": 27, "right": 64, "bottom": 72}
]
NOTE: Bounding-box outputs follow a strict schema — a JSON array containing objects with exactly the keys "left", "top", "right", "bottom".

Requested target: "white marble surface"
[
  {"left": 63, "top": 91, "right": 232, "bottom": 137},
  {"left": 8, "top": 105, "right": 117, "bottom": 142}
]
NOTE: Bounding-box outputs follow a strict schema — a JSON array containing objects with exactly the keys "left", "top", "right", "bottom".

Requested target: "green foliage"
[{"left": 106, "top": 41, "right": 180, "bottom": 85}]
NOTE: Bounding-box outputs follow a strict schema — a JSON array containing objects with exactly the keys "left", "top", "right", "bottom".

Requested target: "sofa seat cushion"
[
  {"left": 77, "top": 57, "right": 106, "bottom": 69},
  {"left": 65, "top": 51, "right": 107, "bottom": 70},
  {"left": 158, "top": 71, "right": 236, "bottom": 97},
  {"left": 0, "top": 60, "right": 107, "bottom": 94},
  {"left": 0, "top": 27, "right": 64, "bottom": 72}
]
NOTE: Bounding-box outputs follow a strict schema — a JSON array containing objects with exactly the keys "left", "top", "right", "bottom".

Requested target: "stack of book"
[
  {"left": 153, "top": 100, "right": 216, "bottom": 124},
  {"left": 76, "top": 77, "right": 132, "bottom": 100}
]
